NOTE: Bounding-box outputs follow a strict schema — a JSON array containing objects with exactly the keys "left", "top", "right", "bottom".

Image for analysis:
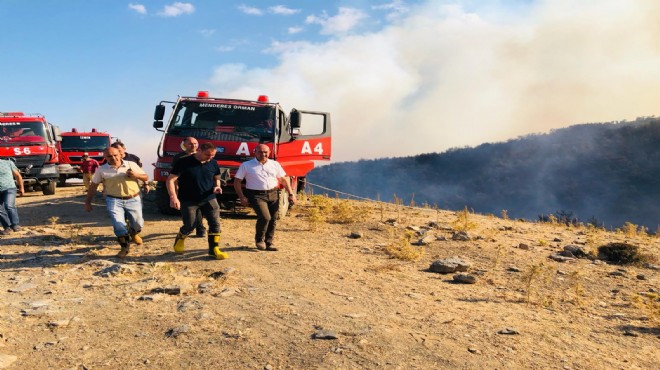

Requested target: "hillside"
[
  {"left": 0, "top": 185, "right": 658, "bottom": 369},
  {"left": 308, "top": 117, "right": 660, "bottom": 229}
]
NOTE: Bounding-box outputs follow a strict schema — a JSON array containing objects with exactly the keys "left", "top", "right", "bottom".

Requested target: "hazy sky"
[{"left": 1, "top": 0, "right": 658, "bottom": 173}]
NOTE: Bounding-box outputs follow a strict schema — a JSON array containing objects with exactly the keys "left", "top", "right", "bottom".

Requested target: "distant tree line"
[{"left": 308, "top": 117, "right": 660, "bottom": 229}]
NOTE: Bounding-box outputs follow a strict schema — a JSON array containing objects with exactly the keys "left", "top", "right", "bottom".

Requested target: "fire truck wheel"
[
  {"left": 276, "top": 189, "right": 290, "bottom": 220},
  {"left": 58, "top": 175, "right": 67, "bottom": 187},
  {"left": 42, "top": 181, "right": 57, "bottom": 195}
]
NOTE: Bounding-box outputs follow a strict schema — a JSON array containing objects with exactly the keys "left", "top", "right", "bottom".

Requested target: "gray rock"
[
  {"left": 497, "top": 328, "right": 519, "bottom": 335},
  {"left": 165, "top": 325, "right": 190, "bottom": 338},
  {"left": 452, "top": 231, "right": 471, "bottom": 241},
  {"left": 453, "top": 274, "right": 477, "bottom": 284},
  {"left": 549, "top": 254, "right": 575, "bottom": 263},
  {"left": 95, "top": 263, "right": 135, "bottom": 277},
  {"left": 312, "top": 330, "right": 338, "bottom": 340},
  {"left": 429, "top": 257, "right": 472, "bottom": 274},
  {"left": 349, "top": 232, "right": 363, "bottom": 239}
]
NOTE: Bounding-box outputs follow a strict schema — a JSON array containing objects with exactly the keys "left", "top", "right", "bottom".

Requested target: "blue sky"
[{"left": 1, "top": 0, "right": 659, "bottom": 174}]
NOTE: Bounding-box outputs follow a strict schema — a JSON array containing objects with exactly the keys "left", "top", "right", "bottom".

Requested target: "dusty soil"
[{"left": 0, "top": 184, "right": 658, "bottom": 369}]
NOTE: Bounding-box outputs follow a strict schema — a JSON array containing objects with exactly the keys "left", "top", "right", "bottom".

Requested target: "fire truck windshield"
[
  {"left": 0, "top": 122, "right": 48, "bottom": 145},
  {"left": 168, "top": 101, "right": 276, "bottom": 142},
  {"left": 61, "top": 136, "right": 109, "bottom": 151}
]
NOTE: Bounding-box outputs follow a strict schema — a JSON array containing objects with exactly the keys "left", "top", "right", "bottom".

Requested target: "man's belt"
[
  {"left": 246, "top": 188, "right": 278, "bottom": 195},
  {"left": 106, "top": 193, "right": 140, "bottom": 200}
]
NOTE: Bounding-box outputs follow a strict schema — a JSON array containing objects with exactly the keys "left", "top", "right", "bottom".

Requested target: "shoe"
[
  {"left": 130, "top": 231, "right": 143, "bottom": 245},
  {"left": 255, "top": 241, "right": 266, "bottom": 250},
  {"left": 173, "top": 232, "right": 186, "bottom": 254},
  {"left": 0, "top": 229, "right": 10, "bottom": 235},
  {"left": 11, "top": 225, "right": 21, "bottom": 232},
  {"left": 116, "top": 247, "right": 130, "bottom": 258},
  {"left": 210, "top": 247, "right": 229, "bottom": 260},
  {"left": 265, "top": 244, "right": 278, "bottom": 252}
]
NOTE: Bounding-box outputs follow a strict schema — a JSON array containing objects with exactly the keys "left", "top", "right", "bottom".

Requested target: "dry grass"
[{"left": 451, "top": 206, "right": 477, "bottom": 232}]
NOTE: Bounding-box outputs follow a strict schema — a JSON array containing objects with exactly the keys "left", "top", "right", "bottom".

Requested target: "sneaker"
[
  {"left": 0, "top": 229, "right": 10, "bottom": 235},
  {"left": 11, "top": 225, "right": 21, "bottom": 232},
  {"left": 255, "top": 241, "right": 267, "bottom": 250}
]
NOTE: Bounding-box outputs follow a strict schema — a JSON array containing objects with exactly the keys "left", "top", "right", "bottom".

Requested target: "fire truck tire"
[
  {"left": 277, "top": 189, "right": 290, "bottom": 219},
  {"left": 42, "top": 181, "right": 57, "bottom": 195},
  {"left": 58, "top": 175, "right": 68, "bottom": 187},
  {"left": 155, "top": 186, "right": 180, "bottom": 216}
]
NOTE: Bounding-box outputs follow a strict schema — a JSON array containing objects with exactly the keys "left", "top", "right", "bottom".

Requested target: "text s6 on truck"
[
  {"left": 152, "top": 91, "right": 332, "bottom": 216},
  {"left": 0, "top": 112, "right": 61, "bottom": 195}
]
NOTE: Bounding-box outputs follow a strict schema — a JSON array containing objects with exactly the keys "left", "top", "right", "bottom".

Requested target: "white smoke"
[{"left": 207, "top": 0, "right": 660, "bottom": 162}]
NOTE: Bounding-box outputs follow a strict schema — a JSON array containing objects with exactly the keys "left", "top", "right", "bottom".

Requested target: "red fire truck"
[
  {"left": 57, "top": 128, "right": 112, "bottom": 186},
  {"left": 0, "top": 112, "right": 61, "bottom": 195},
  {"left": 152, "top": 91, "right": 332, "bottom": 215}
]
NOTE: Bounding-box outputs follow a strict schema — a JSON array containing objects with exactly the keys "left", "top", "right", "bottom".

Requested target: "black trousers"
[
  {"left": 179, "top": 198, "right": 221, "bottom": 236},
  {"left": 247, "top": 189, "right": 280, "bottom": 245}
]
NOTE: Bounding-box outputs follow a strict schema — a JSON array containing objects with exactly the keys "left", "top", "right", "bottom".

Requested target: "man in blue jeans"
[
  {"left": 84, "top": 147, "right": 148, "bottom": 258},
  {"left": 166, "top": 142, "right": 228, "bottom": 260},
  {"left": 0, "top": 158, "right": 24, "bottom": 234}
]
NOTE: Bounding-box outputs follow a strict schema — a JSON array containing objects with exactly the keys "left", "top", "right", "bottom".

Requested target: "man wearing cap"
[
  {"left": 84, "top": 147, "right": 148, "bottom": 258},
  {"left": 80, "top": 153, "right": 99, "bottom": 193}
]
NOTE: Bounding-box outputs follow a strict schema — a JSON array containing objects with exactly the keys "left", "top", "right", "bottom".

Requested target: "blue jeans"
[
  {"left": 0, "top": 188, "right": 19, "bottom": 229},
  {"left": 104, "top": 196, "right": 144, "bottom": 237}
]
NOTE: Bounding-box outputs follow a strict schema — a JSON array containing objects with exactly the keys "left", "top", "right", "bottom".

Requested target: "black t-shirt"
[
  {"left": 171, "top": 154, "right": 221, "bottom": 203},
  {"left": 124, "top": 153, "right": 142, "bottom": 167}
]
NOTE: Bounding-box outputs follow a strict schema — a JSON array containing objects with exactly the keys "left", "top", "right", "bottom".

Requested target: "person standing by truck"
[
  {"left": 166, "top": 142, "right": 228, "bottom": 260},
  {"left": 84, "top": 147, "right": 148, "bottom": 258},
  {"left": 233, "top": 144, "right": 296, "bottom": 251},
  {"left": 80, "top": 153, "right": 99, "bottom": 193},
  {"left": 172, "top": 137, "right": 207, "bottom": 237},
  {"left": 0, "top": 158, "right": 24, "bottom": 234}
]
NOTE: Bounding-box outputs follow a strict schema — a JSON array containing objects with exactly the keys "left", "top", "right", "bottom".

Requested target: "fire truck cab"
[
  {"left": 152, "top": 91, "right": 332, "bottom": 216},
  {"left": 0, "top": 112, "right": 61, "bottom": 195},
  {"left": 57, "top": 128, "right": 112, "bottom": 186}
]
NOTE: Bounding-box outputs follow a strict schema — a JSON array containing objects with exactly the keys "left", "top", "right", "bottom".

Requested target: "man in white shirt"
[{"left": 233, "top": 144, "right": 296, "bottom": 251}]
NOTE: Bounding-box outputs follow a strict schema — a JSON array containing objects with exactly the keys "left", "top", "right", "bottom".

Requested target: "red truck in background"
[
  {"left": 57, "top": 128, "right": 112, "bottom": 186},
  {"left": 0, "top": 112, "right": 61, "bottom": 195},
  {"left": 152, "top": 91, "right": 332, "bottom": 216}
]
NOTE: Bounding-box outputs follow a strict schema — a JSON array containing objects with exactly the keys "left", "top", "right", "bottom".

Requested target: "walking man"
[
  {"left": 166, "top": 142, "right": 228, "bottom": 259},
  {"left": 173, "top": 137, "right": 207, "bottom": 237},
  {"left": 84, "top": 147, "right": 148, "bottom": 258},
  {"left": 0, "top": 158, "right": 24, "bottom": 234},
  {"left": 233, "top": 144, "right": 296, "bottom": 251},
  {"left": 80, "top": 153, "right": 99, "bottom": 193}
]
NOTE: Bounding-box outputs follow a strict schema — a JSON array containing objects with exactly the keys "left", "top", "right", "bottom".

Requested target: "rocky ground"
[{"left": 0, "top": 184, "right": 658, "bottom": 369}]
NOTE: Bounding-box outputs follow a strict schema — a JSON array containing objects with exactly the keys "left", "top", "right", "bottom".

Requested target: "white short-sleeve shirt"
[{"left": 234, "top": 158, "right": 286, "bottom": 190}]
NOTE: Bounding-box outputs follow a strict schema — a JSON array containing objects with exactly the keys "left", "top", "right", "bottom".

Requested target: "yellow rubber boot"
[
  {"left": 208, "top": 233, "right": 228, "bottom": 260},
  {"left": 173, "top": 232, "right": 186, "bottom": 254}
]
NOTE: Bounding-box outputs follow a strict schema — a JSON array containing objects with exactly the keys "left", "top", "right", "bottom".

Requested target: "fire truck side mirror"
[
  {"left": 153, "top": 104, "right": 165, "bottom": 129},
  {"left": 290, "top": 109, "right": 301, "bottom": 129},
  {"left": 52, "top": 125, "right": 62, "bottom": 141}
]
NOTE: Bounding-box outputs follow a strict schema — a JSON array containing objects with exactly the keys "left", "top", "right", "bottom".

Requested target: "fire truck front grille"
[{"left": 13, "top": 155, "right": 49, "bottom": 169}]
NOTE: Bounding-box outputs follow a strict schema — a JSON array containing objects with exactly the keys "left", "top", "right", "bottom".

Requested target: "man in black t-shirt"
[
  {"left": 173, "top": 137, "right": 206, "bottom": 237},
  {"left": 166, "top": 142, "right": 227, "bottom": 260}
]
